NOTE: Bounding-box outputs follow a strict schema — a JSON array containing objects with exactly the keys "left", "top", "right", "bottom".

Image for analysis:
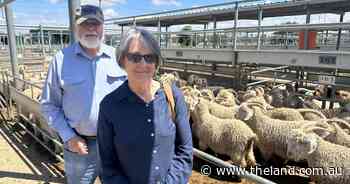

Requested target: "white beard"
[{"left": 78, "top": 32, "right": 104, "bottom": 49}]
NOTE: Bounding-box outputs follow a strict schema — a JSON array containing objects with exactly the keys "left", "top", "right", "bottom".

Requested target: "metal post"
[
  {"left": 110, "top": 35, "right": 113, "bottom": 47},
  {"left": 257, "top": 6, "right": 263, "bottom": 50},
  {"left": 4, "top": 2, "right": 18, "bottom": 84},
  {"left": 158, "top": 18, "right": 161, "bottom": 47},
  {"left": 304, "top": 5, "right": 311, "bottom": 50},
  {"left": 60, "top": 30, "right": 64, "bottom": 48},
  {"left": 133, "top": 17, "right": 136, "bottom": 27},
  {"left": 0, "top": 36, "right": 3, "bottom": 48},
  {"left": 336, "top": 12, "right": 344, "bottom": 50},
  {"left": 203, "top": 23, "right": 207, "bottom": 48},
  {"left": 233, "top": 2, "right": 239, "bottom": 50},
  {"left": 40, "top": 25, "right": 45, "bottom": 56},
  {"left": 68, "top": 0, "right": 80, "bottom": 44},
  {"left": 121, "top": 25, "right": 124, "bottom": 36},
  {"left": 30, "top": 33, "right": 33, "bottom": 50},
  {"left": 194, "top": 33, "right": 198, "bottom": 48},
  {"left": 21, "top": 34, "right": 25, "bottom": 52},
  {"left": 165, "top": 26, "right": 168, "bottom": 48},
  {"left": 48, "top": 32, "right": 52, "bottom": 52},
  {"left": 213, "top": 17, "right": 217, "bottom": 48}
]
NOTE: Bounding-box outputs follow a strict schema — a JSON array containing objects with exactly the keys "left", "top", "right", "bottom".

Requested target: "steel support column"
[
  {"left": 165, "top": 26, "right": 168, "bottom": 48},
  {"left": 336, "top": 12, "right": 344, "bottom": 50},
  {"left": 213, "top": 17, "right": 217, "bottom": 48},
  {"left": 68, "top": 0, "right": 80, "bottom": 44},
  {"left": 257, "top": 6, "right": 263, "bottom": 50},
  {"left": 4, "top": 2, "right": 18, "bottom": 82},
  {"left": 48, "top": 32, "right": 52, "bottom": 52},
  {"left": 158, "top": 18, "right": 161, "bottom": 47},
  {"left": 60, "top": 30, "right": 64, "bottom": 48},
  {"left": 203, "top": 23, "right": 207, "bottom": 48},
  {"left": 304, "top": 5, "right": 311, "bottom": 50},
  {"left": 40, "top": 25, "right": 45, "bottom": 56},
  {"left": 232, "top": 2, "right": 239, "bottom": 50}
]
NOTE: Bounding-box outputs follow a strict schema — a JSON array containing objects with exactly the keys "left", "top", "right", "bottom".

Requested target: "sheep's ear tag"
[
  {"left": 244, "top": 109, "right": 253, "bottom": 121},
  {"left": 306, "top": 137, "right": 317, "bottom": 154}
]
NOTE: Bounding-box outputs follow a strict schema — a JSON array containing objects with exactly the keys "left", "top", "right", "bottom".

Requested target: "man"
[{"left": 40, "top": 4, "right": 126, "bottom": 184}]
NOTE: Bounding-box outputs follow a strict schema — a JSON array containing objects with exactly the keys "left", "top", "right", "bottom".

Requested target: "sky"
[{"left": 0, "top": 0, "right": 349, "bottom": 30}]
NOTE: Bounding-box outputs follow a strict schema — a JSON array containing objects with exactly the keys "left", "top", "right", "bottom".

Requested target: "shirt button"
[
  {"left": 156, "top": 181, "right": 161, "bottom": 184},
  {"left": 155, "top": 166, "right": 159, "bottom": 170},
  {"left": 153, "top": 150, "right": 157, "bottom": 154},
  {"left": 147, "top": 119, "right": 152, "bottom": 123},
  {"left": 151, "top": 133, "right": 154, "bottom": 137},
  {"left": 146, "top": 103, "right": 149, "bottom": 107}
]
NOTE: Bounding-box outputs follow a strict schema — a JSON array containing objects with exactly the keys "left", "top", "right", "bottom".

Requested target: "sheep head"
[
  {"left": 286, "top": 129, "right": 320, "bottom": 161},
  {"left": 200, "top": 89, "right": 215, "bottom": 102},
  {"left": 254, "top": 86, "right": 265, "bottom": 97},
  {"left": 182, "top": 87, "right": 200, "bottom": 112},
  {"left": 237, "top": 102, "right": 265, "bottom": 121},
  {"left": 241, "top": 90, "right": 257, "bottom": 102}
]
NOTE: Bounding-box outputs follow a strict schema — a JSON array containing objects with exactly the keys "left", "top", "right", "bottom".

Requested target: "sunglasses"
[{"left": 126, "top": 53, "right": 158, "bottom": 64}]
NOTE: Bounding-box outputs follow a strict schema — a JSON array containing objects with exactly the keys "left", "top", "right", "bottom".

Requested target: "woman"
[{"left": 97, "top": 28, "right": 193, "bottom": 184}]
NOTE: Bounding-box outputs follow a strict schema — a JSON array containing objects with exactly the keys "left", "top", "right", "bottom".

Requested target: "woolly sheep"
[
  {"left": 267, "top": 108, "right": 304, "bottom": 121},
  {"left": 194, "top": 98, "right": 257, "bottom": 168},
  {"left": 324, "top": 119, "right": 350, "bottom": 148},
  {"left": 297, "top": 108, "right": 327, "bottom": 121},
  {"left": 237, "top": 102, "right": 330, "bottom": 162},
  {"left": 215, "top": 88, "right": 237, "bottom": 107},
  {"left": 286, "top": 125, "right": 350, "bottom": 184},
  {"left": 23, "top": 87, "right": 41, "bottom": 101}
]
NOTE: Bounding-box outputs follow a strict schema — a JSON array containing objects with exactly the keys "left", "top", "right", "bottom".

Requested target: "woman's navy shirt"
[{"left": 97, "top": 80, "right": 193, "bottom": 184}]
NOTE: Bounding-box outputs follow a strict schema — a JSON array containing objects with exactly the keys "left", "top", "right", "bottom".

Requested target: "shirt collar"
[{"left": 74, "top": 42, "right": 111, "bottom": 59}]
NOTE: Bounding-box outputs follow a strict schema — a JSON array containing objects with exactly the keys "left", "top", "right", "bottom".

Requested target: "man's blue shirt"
[
  {"left": 98, "top": 80, "right": 193, "bottom": 184},
  {"left": 40, "top": 42, "right": 126, "bottom": 142}
]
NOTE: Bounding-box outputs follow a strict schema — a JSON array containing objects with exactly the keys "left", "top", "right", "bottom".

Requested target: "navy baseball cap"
[{"left": 76, "top": 5, "right": 104, "bottom": 25}]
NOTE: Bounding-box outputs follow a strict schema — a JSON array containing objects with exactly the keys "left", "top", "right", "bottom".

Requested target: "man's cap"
[{"left": 76, "top": 5, "right": 104, "bottom": 25}]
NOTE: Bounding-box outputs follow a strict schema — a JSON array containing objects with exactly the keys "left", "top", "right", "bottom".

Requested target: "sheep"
[
  {"left": 194, "top": 98, "right": 257, "bottom": 168},
  {"left": 237, "top": 102, "right": 330, "bottom": 162},
  {"left": 286, "top": 125, "right": 350, "bottom": 184},
  {"left": 187, "top": 74, "right": 207, "bottom": 89},
  {"left": 159, "top": 72, "right": 187, "bottom": 88},
  {"left": 324, "top": 119, "right": 350, "bottom": 148},
  {"left": 199, "top": 89, "right": 215, "bottom": 102},
  {"left": 208, "top": 101, "right": 238, "bottom": 119},
  {"left": 215, "top": 88, "right": 237, "bottom": 107},
  {"left": 297, "top": 108, "right": 327, "bottom": 121},
  {"left": 266, "top": 107, "right": 304, "bottom": 121},
  {"left": 22, "top": 87, "right": 41, "bottom": 101},
  {"left": 184, "top": 87, "right": 237, "bottom": 119}
]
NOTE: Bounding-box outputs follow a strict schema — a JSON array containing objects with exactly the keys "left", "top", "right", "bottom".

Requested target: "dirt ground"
[{"left": 0, "top": 121, "right": 64, "bottom": 184}]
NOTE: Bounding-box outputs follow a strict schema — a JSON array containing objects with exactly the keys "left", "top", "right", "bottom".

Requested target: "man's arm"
[
  {"left": 40, "top": 54, "right": 77, "bottom": 143},
  {"left": 165, "top": 86, "right": 193, "bottom": 184},
  {"left": 97, "top": 103, "right": 129, "bottom": 184}
]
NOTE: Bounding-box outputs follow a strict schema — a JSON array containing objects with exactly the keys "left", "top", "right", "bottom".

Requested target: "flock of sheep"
[
  {"left": 7, "top": 65, "right": 350, "bottom": 184},
  {"left": 160, "top": 72, "right": 350, "bottom": 184}
]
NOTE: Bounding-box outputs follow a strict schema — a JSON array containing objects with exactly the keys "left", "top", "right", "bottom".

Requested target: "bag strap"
[{"left": 162, "top": 82, "right": 176, "bottom": 122}]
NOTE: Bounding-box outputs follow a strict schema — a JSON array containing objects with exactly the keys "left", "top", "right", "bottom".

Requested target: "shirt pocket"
[{"left": 62, "top": 77, "right": 86, "bottom": 91}]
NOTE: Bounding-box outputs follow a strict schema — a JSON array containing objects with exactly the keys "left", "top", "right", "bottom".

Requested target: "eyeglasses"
[{"left": 126, "top": 53, "right": 158, "bottom": 64}]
